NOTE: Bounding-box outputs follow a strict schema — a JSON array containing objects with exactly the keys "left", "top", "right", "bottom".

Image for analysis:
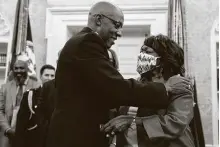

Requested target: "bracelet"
[
  {"left": 110, "top": 142, "right": 116, "bottom": 146},
  {"left": 4, "top": 128, "right": 11, "bottom": 137}
]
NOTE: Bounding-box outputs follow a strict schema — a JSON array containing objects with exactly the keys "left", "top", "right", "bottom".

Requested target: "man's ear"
[{"left": 95, "top": 14, "right": 102, "bottom": 26}]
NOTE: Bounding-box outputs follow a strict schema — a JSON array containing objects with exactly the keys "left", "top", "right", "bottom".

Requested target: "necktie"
[
  {"left": 11, "top": 85, "right": 24, "bottom": 129},
  {"left": 16, "top": 85, "right": 23, "bottom": 106}
]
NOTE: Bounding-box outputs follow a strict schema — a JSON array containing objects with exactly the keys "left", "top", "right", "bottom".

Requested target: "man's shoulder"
[
  {"left": 2, "top": 82, "right": 9, "bottom": 87},
  {"left": 60, "top": 27, "right": 107, "bottom": 62},
  {"left": 43, "top": 79, "right": 55, "bottom": 87},
  {"left": 2, "top": 80, "right": 15, "bottom": 88},
  {"left": 61, "top": 29, "right": 94, "bottom": 53},
  {"left": 27, "top": 78, "right": 41, "bottom": 88},
  {"left": 67, "top": 27, "right": 101, "bottom": 45},
  {"left": 65, "top": 31, "right": 106, "bottom": 56},
  {"left": 82, "top": 32, "right": 105, "bottom": 48},
  {"left": 25, "top": 86, "right": 41, "bottom": 94},
  {"left": 0, "top": 82, "right": 9, "bottom": 91},
  {"left": 42, "top": 79, "right": 55, "bottom": 92},
  {"left": 68, "top": 29, "right": 100, "bottom": 45}
]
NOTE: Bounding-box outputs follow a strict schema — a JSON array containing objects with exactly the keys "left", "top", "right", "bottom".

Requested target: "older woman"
[{"left": 102, "top": 34, "right": 196, "bottom": 147}]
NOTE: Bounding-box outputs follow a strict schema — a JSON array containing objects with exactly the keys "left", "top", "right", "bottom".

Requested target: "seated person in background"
[
  {"left": 102, "top": 34, "right": 195, "bottom": 147},
  {"left": 14, "top": 64, "right": 55, "bottom": 147}
]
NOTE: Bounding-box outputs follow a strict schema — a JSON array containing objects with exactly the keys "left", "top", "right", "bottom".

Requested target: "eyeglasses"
[{"left": 98, "top": 14, "right": 123, "bottom": 29}]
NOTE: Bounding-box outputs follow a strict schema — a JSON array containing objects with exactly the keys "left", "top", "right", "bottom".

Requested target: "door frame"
[
  {"left": 45, "top": 5, "right": 168, "bottom": 67},
  {"left": 210, "top": 18, "right": 219, "bottom": 146}
]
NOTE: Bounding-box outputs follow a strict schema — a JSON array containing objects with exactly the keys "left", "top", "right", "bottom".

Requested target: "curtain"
[
  {"left": 5, "top": 0, "right": 37, "bottom": 82},
  {"left": 168, "top": 1, "right": 205, "bottom": 147},
  {"left": 168, "top": 0, "right": 188, "bottom": 73}
]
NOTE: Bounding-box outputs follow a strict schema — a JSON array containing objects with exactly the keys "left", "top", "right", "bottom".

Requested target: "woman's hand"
[{"left": 101, "top": 115, "right": 134, "bottom": 135}]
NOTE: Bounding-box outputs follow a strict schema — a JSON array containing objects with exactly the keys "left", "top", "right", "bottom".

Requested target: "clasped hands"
[
  {"left": 101, "top": 75, "right": 193, "bottom": 136},
  {"left": 100, "top": 115, "right": 134, "bottom": 136}
]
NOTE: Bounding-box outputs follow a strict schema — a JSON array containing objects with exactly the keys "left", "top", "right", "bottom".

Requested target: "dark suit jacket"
[
  {"left": 46, "top": 27, "right": 169, "bottom": 147},
  {"left": 41, "top": 79, "right": 56, "bottom": 122},
  {"left": 14, "top": 79, "right": 55, "bottom": 147}
]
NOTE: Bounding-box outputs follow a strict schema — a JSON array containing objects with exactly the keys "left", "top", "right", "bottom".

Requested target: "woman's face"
[{"left": 141, "top": 45, "right": 165, "bottom": 83}]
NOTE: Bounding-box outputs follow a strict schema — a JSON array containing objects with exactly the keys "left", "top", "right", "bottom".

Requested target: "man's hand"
[
  {"left": 100, "top": 115, "right": 134, "bottom": 135},
  {"left": 165, "top": 75, "right": 193, "bottom": 96}
]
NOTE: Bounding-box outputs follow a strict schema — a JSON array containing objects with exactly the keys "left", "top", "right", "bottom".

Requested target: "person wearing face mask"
[
  {"left": 46, "top": 2, "right": 192, "bottom": 147},
  {"left": 0, "top": 55, "right": 39, "bottom": 147},
  {"left": 102, "top": 34, "right": 203, "bottom": 147}
]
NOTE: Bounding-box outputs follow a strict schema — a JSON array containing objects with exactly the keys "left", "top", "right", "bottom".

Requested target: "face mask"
[{"left": 136, "top": 52, "right": 160, "bottom": 75}]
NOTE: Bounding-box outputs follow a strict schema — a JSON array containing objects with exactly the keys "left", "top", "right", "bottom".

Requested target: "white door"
[{"left": 111, "top": 26, "right": 150, "bottom": 79}]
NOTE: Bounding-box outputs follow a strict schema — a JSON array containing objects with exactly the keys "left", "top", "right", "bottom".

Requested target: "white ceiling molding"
[
  {"left": 45, "top": 3, "right": 168, "bottom": 67},
  {"left": 47, "top": 0, "right": 168, "bottom": 7},
  {"left": 45, "top": 4, "right": 168, "bottom": 38}
]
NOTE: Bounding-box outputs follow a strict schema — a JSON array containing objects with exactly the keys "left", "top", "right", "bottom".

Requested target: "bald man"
[
  {"left": 46, "top": 2, "right": 191, "bottom": 147},
  {"left": 0, "top": 58, "right": 39, "bottom": 147}
]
